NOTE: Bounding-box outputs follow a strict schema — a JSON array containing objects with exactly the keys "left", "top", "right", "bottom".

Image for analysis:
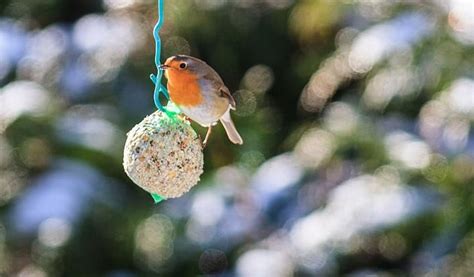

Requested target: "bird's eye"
[{"left": 179, "top": 62, "right": 187, "bottom": 69}]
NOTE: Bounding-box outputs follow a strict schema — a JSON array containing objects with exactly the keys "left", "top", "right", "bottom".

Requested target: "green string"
[
  {"left": 149, "top": 0, "right": 169, "bottom": 204},
  {"left": 150, "top": 0, "right": 170, "bottom": 113},
  {"left": 151, "top": 193, "right": 165, "bottom": 204}
]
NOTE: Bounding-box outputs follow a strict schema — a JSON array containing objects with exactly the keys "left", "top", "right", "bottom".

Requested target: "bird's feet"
[
  {"left": 178, "top": 114, "right": 191, "bottom": 123},
  {"left": 198, "top": 134, "right": 207, "bottom": 149},
  {"left": 201, "top": 126, "right": 212, "bottom": 148}
]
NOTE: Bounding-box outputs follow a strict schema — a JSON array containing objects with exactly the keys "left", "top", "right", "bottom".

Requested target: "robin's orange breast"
[{"left": 166, "top": 70, "right": 203, "bottom": 107}]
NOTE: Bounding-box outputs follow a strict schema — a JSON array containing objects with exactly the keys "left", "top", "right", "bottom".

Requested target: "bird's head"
[{"left": 160, "top": 55, "right": 209, "bottom": 80}]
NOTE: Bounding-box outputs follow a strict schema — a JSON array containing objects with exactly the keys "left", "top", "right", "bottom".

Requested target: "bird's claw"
[
  {"left": 178, "top": 114, "right": 191, "bottom": 123},
  {"left": 201, "top": 126, "right": 212, "bottom": 149},
  {"left": 198, "top": 134, "right": 207, "bottom": 149}
]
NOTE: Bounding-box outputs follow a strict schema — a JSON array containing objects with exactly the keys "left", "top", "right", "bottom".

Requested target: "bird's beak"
[{"left": 159, "top": 64, "right": 170, "bottom": 70}]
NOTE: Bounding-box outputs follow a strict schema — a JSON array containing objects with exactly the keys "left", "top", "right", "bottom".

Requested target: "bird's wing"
[
  {"left": 219, "top": 86, "right": 236, "bottom": 110},
  {"left": 203, "top": 71, "right": 236, "bottom": 110}
]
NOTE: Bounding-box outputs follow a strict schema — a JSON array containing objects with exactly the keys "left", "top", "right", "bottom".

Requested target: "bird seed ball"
[{"left": 123, "top": 111, "right": 204, "bottom": 198}]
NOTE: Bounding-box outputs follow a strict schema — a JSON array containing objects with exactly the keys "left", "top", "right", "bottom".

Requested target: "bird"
[{"left": 160, "top": 55, "right": 243, "bottom": 146}]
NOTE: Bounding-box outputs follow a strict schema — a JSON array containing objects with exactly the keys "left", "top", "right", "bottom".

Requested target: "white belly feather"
[{"left": 178, "top": 89, "right": 229, "bottom": 127}]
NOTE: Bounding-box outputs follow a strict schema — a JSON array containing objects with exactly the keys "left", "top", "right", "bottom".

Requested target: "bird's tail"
[{"left": 220, "top": 110, "right": 243, "bottom": 145}]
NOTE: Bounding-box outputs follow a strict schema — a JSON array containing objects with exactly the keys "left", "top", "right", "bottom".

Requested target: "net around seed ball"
[{"left": 123, "top": 110, "right": 204, "bottom": 198}]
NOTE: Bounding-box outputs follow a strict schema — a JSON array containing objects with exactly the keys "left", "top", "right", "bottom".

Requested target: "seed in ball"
[{"left": 123, "top": 111, "right": 204, "bottom": 198}]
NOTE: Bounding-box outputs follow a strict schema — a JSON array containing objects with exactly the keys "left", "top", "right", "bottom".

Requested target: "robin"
[{"left": 160, "top": 55, "right": 243, "bottom": 146}]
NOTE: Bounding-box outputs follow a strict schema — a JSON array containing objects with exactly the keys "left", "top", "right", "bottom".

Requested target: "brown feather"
[{"left": 219, "top": 87, "right": 236, "bottom": 109}]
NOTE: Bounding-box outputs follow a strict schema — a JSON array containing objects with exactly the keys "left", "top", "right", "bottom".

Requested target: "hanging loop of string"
[
  {"left": 149, "top": 0, "right": 168, "bottom": 204},
  {"left": 150, "top": 0, "right": 170, "bottom": 112}
]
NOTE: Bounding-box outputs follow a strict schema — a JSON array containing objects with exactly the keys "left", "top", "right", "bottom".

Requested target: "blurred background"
[{"left": 0, "top": 0, "right": 474, "bottom": 276}]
